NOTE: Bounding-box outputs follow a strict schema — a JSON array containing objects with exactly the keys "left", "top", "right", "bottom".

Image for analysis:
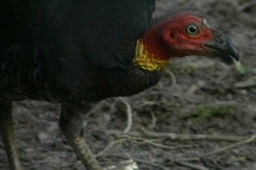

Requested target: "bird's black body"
[
  {"left": 0, "top": 0, "right": 158, "bottom": 103},
  {"left": 0, "top": 1, "right": 161, "bottom": 169}
]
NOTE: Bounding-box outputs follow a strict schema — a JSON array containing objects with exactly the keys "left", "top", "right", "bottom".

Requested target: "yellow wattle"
[{"left": 133, "top": 40, "right": 168, "bottom": 71}]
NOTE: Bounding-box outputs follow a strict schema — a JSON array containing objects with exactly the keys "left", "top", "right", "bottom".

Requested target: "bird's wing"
[
  {"left": 0, "top": 0, "right": 156, "bottom": 94},
  {"left": 61, "top": 0, "right": 156, "bottom": 68},
  {"left": 90, "top": 0, "right": 155, "bottom": 67},
  {"left": 4, "top": 0, "right": 155, "bottom": 67}
]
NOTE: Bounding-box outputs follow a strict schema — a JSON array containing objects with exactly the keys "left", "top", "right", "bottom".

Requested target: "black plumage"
[
  {"left": 0, "top": 0, "right": 157, "bottom": 103},
  {"left": 0, "top": 1, "right": 158, "bottom": 170}
]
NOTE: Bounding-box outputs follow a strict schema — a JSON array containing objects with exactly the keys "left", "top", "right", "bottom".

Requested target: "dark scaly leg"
[
  {"left": 59, "top": 103, "right": 103, "bottom": 170},
  {"left": 0, "top": 102, "right": 23, "bottom": 170}
]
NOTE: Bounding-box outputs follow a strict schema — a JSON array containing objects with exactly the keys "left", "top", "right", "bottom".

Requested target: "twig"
[
  {"left": 175, "top": 161, "right": 209, "bottom": 170},
  {"left": 234, "top": 79, "right": 256, "bottom": 89},
  {"left": 95, "top": 139, "right": 126, "bottom": 157},
  {"left": 119, "top": 97, "right": 133, "bottom": 133},
  {"left": 135, "top": 100, "right": 156, "bottom": 109},
  {"left": 202, "top": 135, "right": 256, "bottom": 157},
  {"left": 141, "top": 129, "right": 248, "bottom": 142},
  {"left": 164, "top": 70, "right": 177, "bottom": 85},
  {"left": 149, "top": 111, "right": 157, "bottom": 129},
  {"left": 97, "top": 134, "right": 191, "bottom": 158},
  {"left": 121, "top": 135, "right": 192, "bottom": 150},
  {"left": 177, "top": 135, "right": 256, "bottom": 162},
  {"left": 107, "top": 129, "right": 252, "bottom": 142},
  {"left": 238, "top": 0, "right": 256, "bottom": 11},
  {"left": 85, "top": 101, "right": 108, "bottom": 118},
  {"left": 167, "top": 135, "right": 256, "bottom": 170}
]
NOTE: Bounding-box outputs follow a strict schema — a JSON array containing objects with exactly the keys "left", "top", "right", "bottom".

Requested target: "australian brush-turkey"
[{"left": 0, "top": 0, "right": 239, "bottom": 170}]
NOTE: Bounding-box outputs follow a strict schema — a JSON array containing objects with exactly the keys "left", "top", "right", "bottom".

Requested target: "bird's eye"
[{"left": 186, "top": 24, "right": 199, "bottom": 35}]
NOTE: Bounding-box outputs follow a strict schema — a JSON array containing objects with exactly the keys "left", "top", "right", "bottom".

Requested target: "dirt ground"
[{"left": 1, "top": 0, "right": 256, "bottom": 170}]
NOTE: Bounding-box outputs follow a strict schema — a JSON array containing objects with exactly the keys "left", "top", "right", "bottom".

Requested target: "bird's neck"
[{"left": 133, "top": 39, "right": 169, "bottom": 71}]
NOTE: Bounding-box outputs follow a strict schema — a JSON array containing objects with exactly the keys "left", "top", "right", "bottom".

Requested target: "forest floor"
[{"left": 1, "top": 0, "right": 256, "bottom": 170}]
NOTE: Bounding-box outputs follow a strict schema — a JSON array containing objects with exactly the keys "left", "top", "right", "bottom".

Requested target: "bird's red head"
[
  {"left": 134, "top": 11, "right": 239, "bottom": 71},
  {"left": 161, "top": 11, "right": 217, "bottom": 57}
]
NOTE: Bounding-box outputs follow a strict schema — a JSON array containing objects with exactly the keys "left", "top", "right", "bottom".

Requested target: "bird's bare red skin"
[{"left": 141, "top": 11, "right": 215, "bottom": 61}]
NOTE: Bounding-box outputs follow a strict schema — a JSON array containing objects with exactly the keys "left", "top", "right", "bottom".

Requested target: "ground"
[{"left": 1, "top": 0, "right": 256, "bottom": 170}]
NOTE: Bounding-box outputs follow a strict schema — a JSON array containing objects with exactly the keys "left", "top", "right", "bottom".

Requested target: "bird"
[{"left": 0, "top": 0, "right": 239, "bottom": 170}]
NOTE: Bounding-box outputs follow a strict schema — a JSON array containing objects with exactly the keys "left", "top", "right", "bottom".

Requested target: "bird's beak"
[{"left": 203, "top": 33, "right": 239, "bottom": 64}]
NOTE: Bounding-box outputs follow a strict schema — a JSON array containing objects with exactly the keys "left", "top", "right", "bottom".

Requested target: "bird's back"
[{"left": 0, "top": 0, "right": 157, "bottom": 102}]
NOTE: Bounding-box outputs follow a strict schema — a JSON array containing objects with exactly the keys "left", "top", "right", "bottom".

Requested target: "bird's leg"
[
  {"left": 59, "top": 104, "right": 103, "bottom": 170},
  {"left": 0, "top": 102, "right": 23, "bottom": 170}
]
